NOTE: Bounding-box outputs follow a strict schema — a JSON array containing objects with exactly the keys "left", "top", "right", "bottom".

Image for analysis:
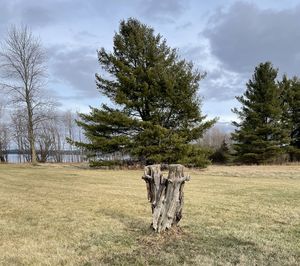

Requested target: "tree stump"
[{"left": 142, "top": 164, "right": 190, "bottom": 232}]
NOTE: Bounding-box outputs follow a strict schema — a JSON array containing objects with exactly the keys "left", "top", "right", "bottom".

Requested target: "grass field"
[{"left": 0, "top": 164, "right": 299, "bottom": 265}]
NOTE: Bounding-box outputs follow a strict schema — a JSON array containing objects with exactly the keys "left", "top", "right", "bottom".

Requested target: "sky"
[{"left": 1, "top": 0, "right": 300, "bottom": 125}]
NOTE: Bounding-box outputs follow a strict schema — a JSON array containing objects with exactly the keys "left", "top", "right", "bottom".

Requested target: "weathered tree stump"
[{"left": 142, "top": 164, "right": 190, "bottom": 232}]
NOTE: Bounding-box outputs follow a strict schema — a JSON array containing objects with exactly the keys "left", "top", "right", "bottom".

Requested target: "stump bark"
[{"left": 142, "top": 164, "right": 190, "bottom": 232}]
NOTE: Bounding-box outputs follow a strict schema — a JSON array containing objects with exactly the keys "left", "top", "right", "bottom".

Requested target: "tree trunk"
[
  {"left": 26, "top": 95, "right": 37, "bottom": 165},
  {"left": 0, "top": 155, "right": 5, "bottom": 162},
  {"left": 142, "top": 164, "right": 190, "bottom": 233}
]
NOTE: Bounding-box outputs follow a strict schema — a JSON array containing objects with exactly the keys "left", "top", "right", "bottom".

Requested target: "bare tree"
[
  {"left": 10, "top": 108, "right": 30, "bottom": 162},
  {"left": 0, "top": 100, "right": 10, "bottom": 162},
  {"left": 63, "top": 110, "right": 77, "bottom": 162},
  {"left": 51, "top": 122, "right": 63, "bottom": 163},
  {"left": 0, "top": 125, "right": 9, "bottom": 162},
  {"left": 198, "top": 126, "right": 229, "bottom": 150},
  {"left": 36, "top": 116, "right": 62, "bottom": 163},
  {"left": 0, "top": 25, "right": 48, "bottom": 165}
]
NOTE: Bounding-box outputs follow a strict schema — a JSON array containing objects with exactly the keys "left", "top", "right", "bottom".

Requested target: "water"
[{"left": 6, "top": 154, "right": 86, "bottom": 163}]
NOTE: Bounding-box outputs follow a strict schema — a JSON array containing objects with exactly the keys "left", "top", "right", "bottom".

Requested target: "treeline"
[{"left": 0, "top": 106, "right": 85, "bottom": 163}]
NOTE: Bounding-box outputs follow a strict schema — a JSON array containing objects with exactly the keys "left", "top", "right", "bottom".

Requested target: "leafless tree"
[
  {"left": 9, "top": 107, "right": 86, "bottom": 163},
  {"left": 63, "top": 110, "right": 77, "bottom": 162},
  {"left": 198, "top": 126, "right": 230, "bottom": 150},
  {"left": 51, "top": 124, "right": 63, "bottom": 163},
  {"left": 10, "top": 108, "right": 30, "bottom": 162},
  {"left": 35, "top": 115, "right": 62, "bottom": 163},
  {"left": 0, "top": 125, "right": 9, "bottom": 162},
  {"left": 0, "top": 25, "right": 50, "bottom": 165},
  {"left": 0, "top": 101, "right": 10, "bottom": 162}
]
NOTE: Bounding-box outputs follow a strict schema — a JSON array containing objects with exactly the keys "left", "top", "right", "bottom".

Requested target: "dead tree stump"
[{"left": 142, "top": 164, "right": 190, "bottom": 232}]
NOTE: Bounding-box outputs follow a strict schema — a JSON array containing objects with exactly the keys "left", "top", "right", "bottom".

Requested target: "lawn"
[{"left": 0, "top": 164, "right": 299, "bottom": 265}]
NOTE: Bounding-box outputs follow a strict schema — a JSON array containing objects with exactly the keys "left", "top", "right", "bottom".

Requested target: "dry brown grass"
[{"left": 0, "top": 163, "right": 299, "bottom": 265}]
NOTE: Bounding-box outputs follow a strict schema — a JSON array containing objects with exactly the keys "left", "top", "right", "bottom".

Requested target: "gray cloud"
[
  {"left": 176, "top": 22, "right": 192, "bottom": 30},
  {"left": 0, "top": 0, "right": 59, "bottom": 30},
  {"left": 48, "top": 45, "right": 99, "bottom": 99},
  {"left": 141, "top": 0, "right": 189, "bottom": 23},
  {"left": 73, "top": 31, "right": 98, "bottom": 42},
  {"left": 201, "top": 69, "right": 246, "bottom": 101},
  {"left": 0, "top": 0, "right": 111, "bottom": 32},
  {"left": 180, "top": 45, "right": 209, "bottom": 64},
  {"left": 0, "top": 1, "right": 13, "bottom": 24},
  {"left": 204, "top": 2, "right": 300, "bottom": 76},
  {"left": 19, "top": 3, "right": 53, "bottom": 27},
  {"left": 180, "top": 44, "right": 246, "bottom": 101},
  {"left": 0, "top": 0, "right": 189, "bottom": 32}
]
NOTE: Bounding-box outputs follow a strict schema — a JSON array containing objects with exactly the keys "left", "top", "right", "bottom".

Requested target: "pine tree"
[
  {"left": 210, "top": 139, "right": 232, "bottom": 164},
  {"left": 289, "top": 78, "right": 300, "bottom": 160},
  {"left": 232, "top": 62, "right": 290, "bottom": 164},
  {"left": 72, "top": 18, "right": 215, "bottom": 167},
  {"left": 280, "top": 76, "right": 300, "bottom": 161}
]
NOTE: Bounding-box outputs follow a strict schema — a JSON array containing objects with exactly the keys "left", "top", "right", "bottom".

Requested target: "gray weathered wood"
[{"left": 142, "top": 164, "right": 190, "bottom": 232}]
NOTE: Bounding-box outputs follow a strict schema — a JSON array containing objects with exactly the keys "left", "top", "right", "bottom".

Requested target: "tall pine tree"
[
  {"left": 232, "top": 62, "right": 290, "bottom": 164},
  {"left": 280, "top": 75, "right": 300, "bottom": 161},
  {"left": 72, "top": 18, "right": 215, "bottom": 167}
]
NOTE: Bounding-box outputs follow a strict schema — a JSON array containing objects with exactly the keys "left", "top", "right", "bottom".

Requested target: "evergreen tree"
[
  {"left": 280, "top": 76, "right": 300, "bottom": 161},
  {"left": 232, "top": 62, "right": 290, "bottom": 164},
  {"left": 210, "top": 139, "right": 232, "bottom": 164},
  {"left": 72, "top": 18, "right": 215, "bottom": 167}
]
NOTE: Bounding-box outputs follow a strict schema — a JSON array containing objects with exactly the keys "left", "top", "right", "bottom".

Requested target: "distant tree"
[
  {"left": 287, "top": 78, "right": 300, "bottom": 160},
  {"left": 71, "top": 18, "right": 215, "bottom": 167},
  {"left": 279, "top": 75, "right": 300, "bottom": 161},
  {"left": 10, "top": 104, "right": 56, "bottom": 163},
  {"left": 10, "top": 109, "right": 29, "bottom": 162},
  {"left": 0, "top": 25, "right": 51, "bottom": 165},
  {"left": 46, "top": 115, "right": 63, "bottom": 163},
  {"left": 63, "top": 110, "right": 78, "bottom": 163},
  {"left": 198, "top": 126, "right": 229, "bottom": 149},
  {"left": 36, "top": 119, "right": 57, "bottom": 163},
  {"left": 209, "top": 139, "right": 232, "bottom": 164},
  {"left": 0, "top": 101, "right": 10, "bottom": 162},
  {"left": 232, "top": 62, "right": 290, "bottom": 164}
]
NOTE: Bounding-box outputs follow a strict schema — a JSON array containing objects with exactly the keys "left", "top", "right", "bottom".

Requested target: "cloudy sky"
[{"left": 1, "top": 0, "right": 300, "bottom": 123}]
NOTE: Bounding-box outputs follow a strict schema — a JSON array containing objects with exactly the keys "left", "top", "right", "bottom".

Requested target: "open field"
[{"left": 0, "top": 164, "right": 299, "bottom": 265}]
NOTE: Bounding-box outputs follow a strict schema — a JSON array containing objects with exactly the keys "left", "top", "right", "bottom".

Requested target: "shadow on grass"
[
  {"left": 79, "top": 208, "right": 299, "bottom": 265},
  {"left": 97, "top": 229, "right": 263, "bottom": 266},
  {"left": 91, "top": 210, "right": 263, "bottom": 266},
  {"left": 96, "top": 207, "right": 150, "bottom": 233}
]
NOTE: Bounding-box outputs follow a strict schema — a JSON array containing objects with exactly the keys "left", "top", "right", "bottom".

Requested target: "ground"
[{"left": 0, "top": 164, "right": 299, "bottom": 265}]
